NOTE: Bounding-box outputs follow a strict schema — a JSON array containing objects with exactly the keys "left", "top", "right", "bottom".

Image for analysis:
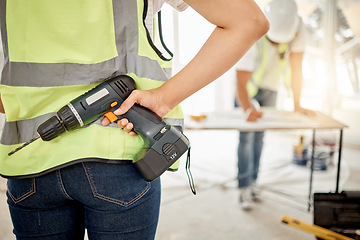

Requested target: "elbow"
[
  {"left": 232, "top": 8, "right": 269, "bottom": 43},
  {"left": 261, "top": 15, "right": 270, "bottom": 37},
  {"left": 252, "top": 13, "right": 270, "bottom": 39}
]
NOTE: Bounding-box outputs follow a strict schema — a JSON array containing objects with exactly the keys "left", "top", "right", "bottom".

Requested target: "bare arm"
[
  {"left": 290, "top": 52, "right": 303, "bottom": 110},
  {"left": 290, "top": 52, "right": 315, "bottom": 116},
  {"left": 156, "top": 0, "right": 269, "bottom": 113},
  {"left": 236, "top": 70, "right": 263, "bottom": 122},
  {"left": 105, "top": 0, "right": 269, "bottom": 131}
]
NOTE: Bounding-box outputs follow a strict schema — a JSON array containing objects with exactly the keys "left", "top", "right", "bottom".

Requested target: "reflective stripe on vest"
[
  {"left": 0, "top": 0, "right": 183, "bottom": 177},
  {"left": 247, "top": 37, "right": 290, "bottom": 97}
]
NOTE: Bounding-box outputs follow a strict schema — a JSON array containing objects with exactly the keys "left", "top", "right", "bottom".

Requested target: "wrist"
[
  {"left": 294, "top": 104, "right": 302, "bottom": 111},
  {"left": 150, "top": 88, "right": 174, "bottom": 118},
  {"left": 244, "top": 107, "right": 254, "bottom": 118},
  {"left": 294, "top": 101, "right": 301, "bottom": 109}
]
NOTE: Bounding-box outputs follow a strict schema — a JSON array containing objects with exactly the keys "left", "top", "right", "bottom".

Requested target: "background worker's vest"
[
  {"left": 0, "top": 0, "right": 183, "bottom": 178},
  {"left": 247, "top": 37, "right": 291, "bottom": 97}
]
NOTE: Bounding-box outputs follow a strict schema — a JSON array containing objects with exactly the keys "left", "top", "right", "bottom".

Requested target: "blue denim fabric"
[
  {"left": 6, "top": 161, "right": 161, "bottom": 240},
  {"left": 236, "top": 89, "right": 277, "bottom": 188},
  {"left": 237, "top": 131, "right": 264, "bottom": 188}
]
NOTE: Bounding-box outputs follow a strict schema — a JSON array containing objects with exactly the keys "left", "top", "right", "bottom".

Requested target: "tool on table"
[
  {"left": 293, "top": 135, "right": 304, "bottom": 157},
  {"left": 8, "top": 75, "right": 191, "bottom": 182},
  {"left": 281, "top": 215, "right": 355, "bottom": 240}
]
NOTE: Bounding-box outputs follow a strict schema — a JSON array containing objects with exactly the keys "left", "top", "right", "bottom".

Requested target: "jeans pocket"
[
  {"left": 82, "top": 162, "right": 155, "bottom": 207},
  {"left": 7, "top": 178, "right": 36, "bottom": 204}
]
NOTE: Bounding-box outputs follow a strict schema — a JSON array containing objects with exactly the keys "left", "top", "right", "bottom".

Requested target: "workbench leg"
[
  {"left": 308, "top": 129, "right": 316, "bottom": 212},
  {"left": 335, "top": 129, "right": 343, "bottom": 194}
]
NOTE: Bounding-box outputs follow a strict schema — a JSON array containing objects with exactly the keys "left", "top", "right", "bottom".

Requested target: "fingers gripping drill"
[{"left": 8, "top": 75, "right": 191, "bottom": 182}]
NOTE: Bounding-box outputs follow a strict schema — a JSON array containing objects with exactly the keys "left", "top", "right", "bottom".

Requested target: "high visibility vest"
[
  {"left": 0, "top": 0, "right": 183, "bottom": 178},
  {"left": 247, "top": 37, "right": 291, "bottom": 97}
]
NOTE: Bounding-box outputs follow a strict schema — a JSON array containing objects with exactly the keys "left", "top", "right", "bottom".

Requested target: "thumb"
[{"left": 114, "top": 91, "right": 140, "bottom": 115}]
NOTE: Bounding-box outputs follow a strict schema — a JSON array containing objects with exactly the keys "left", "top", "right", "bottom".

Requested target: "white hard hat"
[{"left": 265, "top": 0, "right": 300, "bottom": 43}]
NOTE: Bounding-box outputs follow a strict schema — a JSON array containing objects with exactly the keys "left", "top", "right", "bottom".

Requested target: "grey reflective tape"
[
  {"left": 1, "top": 114, "right": 184, "bottom": 145},
  {"left": 126, "top": 53, "right": 168, "bottom": 82},
  {"left": 164, "top": 118, "right": 184, "bottom": 129},
  {"left": 1, "top": 59, "right": 125, "bottom": 87},
  {"left": 163, "top": 68, "right": 172, "bottom": 79},
  {"left": 1, "top": 54, "right": 168, "bottom": 87},
  {"left": 0, "top": 113, "right": 56, "bottom": 145},
  {"left": 0, "top": 0, "right": 9, "bottom": 66}
]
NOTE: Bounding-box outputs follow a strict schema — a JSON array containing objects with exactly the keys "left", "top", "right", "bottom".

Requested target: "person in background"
[
  {"left": 0, "top": 0, "right": 268, "bottom": 239},
  {"left": 234, "top": 0, "right": 315, "bottom": 210}
]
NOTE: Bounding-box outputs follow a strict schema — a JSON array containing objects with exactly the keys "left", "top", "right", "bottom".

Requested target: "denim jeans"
[
  {"left": 6, "top": 161, "right": 161, "bottom": 240},
  {"left": 237, "top": 89, "right": 277, "bottom": 188},
  {"left": 237, "top": 131, "right": 264, "bottom": 188}
]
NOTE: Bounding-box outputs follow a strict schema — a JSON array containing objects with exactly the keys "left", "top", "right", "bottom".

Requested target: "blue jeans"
[
  {"left": 237, "top": 131, "right": 264, "bottom": 188},
  {"left": 236, "top": 89, "right": 277, "bottom": 188},
  {"left": 6, "top": 161, "right": 161, "bottom": 240}
]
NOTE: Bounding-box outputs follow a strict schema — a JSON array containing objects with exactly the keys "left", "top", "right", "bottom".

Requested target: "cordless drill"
[{"left": 8, "top": 75, "right": 190, "bottom": 181}]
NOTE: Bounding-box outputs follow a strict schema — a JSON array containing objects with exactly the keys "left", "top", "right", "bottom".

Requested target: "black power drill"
[{"left": 8, "top": 75, "right": 190, "bottom": 181}]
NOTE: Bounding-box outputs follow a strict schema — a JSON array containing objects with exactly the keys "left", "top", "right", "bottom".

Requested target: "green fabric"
[
  {"left": 136, "top": 0, "right": 172, "bottom": 69},
  {"left": 128, "top": 73, "right": 183, "bottom": 119},
  {"left": 6, "top": 0, "right": 117, "bottom": 64},
  {"left": 0, "top": 124, "right": 144, "bottom": 177},
  {"left": 247, "top": 38, "right": 290, "bottom": 97},
  {"left": 247, "top": 38, "right": 269, "bottom": 97},
  {"left": 0, "top": 74, "right": 183, "bottom": 122},
  {"left": 1, "top": 0, "right": 182, "bottom": 177},
  {"left": 0, "top": 83, "right": 99, "bottom": 122}
]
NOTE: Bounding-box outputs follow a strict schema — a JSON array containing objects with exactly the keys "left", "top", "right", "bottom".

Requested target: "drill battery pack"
[{"left": 314, "top": 191, "right": 360, "bottom": 238}]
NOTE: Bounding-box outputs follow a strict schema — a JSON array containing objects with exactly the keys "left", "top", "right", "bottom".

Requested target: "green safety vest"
[
  {"left": 247, "top": 37, "right": 291, "bottom": 97},
  {"left": 0, "top": 0, "right": 183, "bottom": 178}
]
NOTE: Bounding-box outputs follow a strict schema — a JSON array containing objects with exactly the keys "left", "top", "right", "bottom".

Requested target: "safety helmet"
[{"left": 265, "top": 0, "right": 300, "bottom": 43}]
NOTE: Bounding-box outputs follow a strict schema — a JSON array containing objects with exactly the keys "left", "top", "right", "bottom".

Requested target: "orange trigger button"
[
  {"left": 110, "top": 101, "right": 118, "bottom": 107},
  {"left": 104, "top": 112, "right": 119, "bottom": 122}
]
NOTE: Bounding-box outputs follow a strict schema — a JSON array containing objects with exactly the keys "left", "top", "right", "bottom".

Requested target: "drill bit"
[{"left": 8, "top": 135, "right": 41, "bottom": 156}]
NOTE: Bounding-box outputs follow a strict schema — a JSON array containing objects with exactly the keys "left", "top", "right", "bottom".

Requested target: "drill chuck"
[
  {"left": 58, "top": 104, "right": 82, "bottom": 131},
  {"left": 36, "top": 105, "right": 82, "bottom": 141},
  {"left": 37, "top": 116, "right": 66, "bottom": 141}
]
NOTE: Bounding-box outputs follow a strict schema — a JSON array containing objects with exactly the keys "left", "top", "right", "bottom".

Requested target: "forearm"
[
  {"left": 291, "top": 74, "right": 302, "bottom": 109},
  {"left": 236, "top": 71, "right": 253, "bottom": 111},
  {"left": 236, "top": 71, "right": 263, "bottom": 121},
  {"left": 290, "top": 52, "right": 304, "bottom": 109},
  {"left": 157, "top": 0, "right": 269, "bottom": 110}
]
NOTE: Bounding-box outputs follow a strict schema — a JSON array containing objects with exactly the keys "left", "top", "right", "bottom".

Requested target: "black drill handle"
[
  {"left": 106, "top": 76, "right": 168, "bottom": 146},
  {"left": 119, "top": 104, "right": 167, "bottom": 146}
]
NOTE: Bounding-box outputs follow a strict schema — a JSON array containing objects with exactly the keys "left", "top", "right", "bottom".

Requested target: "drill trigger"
[{"left": 104, "top": 111, "right": 119, "bottom": 122}]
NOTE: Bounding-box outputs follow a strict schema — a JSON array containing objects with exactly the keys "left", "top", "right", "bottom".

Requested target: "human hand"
[
  {"left": 245, "top": 107, "right": 263, "bottom": 122},
  {"left": 101, "top": 117, "right": 137, "bottom": 136},
  {"left": 294, "top": 106, "right": 316, "bottom": 118},
  {"left": 112, "top": 88, "right": 171, "bottom": 119},
  {"left": 101, "top": 88, "right": 171, "bottom": 135}
]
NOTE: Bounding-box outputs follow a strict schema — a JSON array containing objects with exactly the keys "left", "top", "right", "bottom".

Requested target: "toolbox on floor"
[{"left": 314, "top": 191, "right": 360, "bottom": 238}]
